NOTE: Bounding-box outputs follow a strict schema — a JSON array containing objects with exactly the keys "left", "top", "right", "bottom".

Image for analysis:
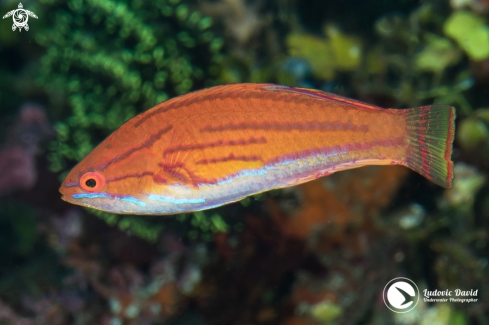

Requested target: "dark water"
[{"left": 0, "top": 0, "right": 488, "bottom": 324}]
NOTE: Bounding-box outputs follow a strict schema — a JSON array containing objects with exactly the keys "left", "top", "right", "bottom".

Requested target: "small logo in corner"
[
  {"left": 3, "top": 3, "right": 38, "bottom": 32},
  {"left": 383, "top": 277, "right": 420, "bottom": 313}
]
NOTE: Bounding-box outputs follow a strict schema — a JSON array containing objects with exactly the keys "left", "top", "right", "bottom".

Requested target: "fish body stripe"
[
  {"left": 163, "top": 136, "right": 267, "bottom": 156},
  {"left": 98, "top": 125, "right": 172, "bottom": 170},
  {"left": 72, "top": 192, "right": 146, "bottom": 207},
  {"left": 196, "top": 153, "right": 264, "bottom": 165},
  {"left": 200, "top": 121, "right": 368, "bottom": 133}
]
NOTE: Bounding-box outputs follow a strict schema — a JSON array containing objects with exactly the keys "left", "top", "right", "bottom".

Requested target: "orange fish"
[{"left": 60, "top": 83, "right": 455, "bottom": 215}]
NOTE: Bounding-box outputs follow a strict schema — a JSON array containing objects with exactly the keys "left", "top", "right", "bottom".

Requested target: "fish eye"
[
  {"left": 85, "top": 178, "right": 96, "bottom": 188},
  {"left": 79, "top": 171, "right": 105, "bottom": 192}
]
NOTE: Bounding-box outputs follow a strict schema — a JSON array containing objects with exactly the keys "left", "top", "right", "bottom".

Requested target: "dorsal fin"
[{"left": 264, "top": 85, "right": 383, "bottom": 111}]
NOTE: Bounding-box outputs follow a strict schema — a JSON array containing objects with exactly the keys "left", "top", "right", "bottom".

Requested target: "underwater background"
[{"left": 0, "top": 0, "right": 488, "bottom": 324}]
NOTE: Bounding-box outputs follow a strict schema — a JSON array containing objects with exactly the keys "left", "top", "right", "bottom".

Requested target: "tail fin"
[{"left": 404, "top": 105, "right": 455, "bottom": 188}]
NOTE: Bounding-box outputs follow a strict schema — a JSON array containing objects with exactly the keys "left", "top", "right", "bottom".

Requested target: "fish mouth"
[{"left": 61, "top": 195, "right": 67, "bottom": 202}]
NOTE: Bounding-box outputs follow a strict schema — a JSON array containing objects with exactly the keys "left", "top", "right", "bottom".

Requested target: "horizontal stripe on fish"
[
  {"left": 71, "top": 193, "right": 204, "bottom": 208},
  {"left": 196, "top": 153, "right": 264, "bottom": 165},
  {"left": 98, "top": 125, "right": 173, "bottom": 170},
  {"left": 163, "top": 136, "right": 266, "bottom": 157},
  {"left": 72, "top": 192, "right": 146, "bottom": 207},
  {"left": 200, "top": 120, "right": 368, "bottom": 133},
  {"left": 106, "top": 171, "right": 155, "bottom": 183}
]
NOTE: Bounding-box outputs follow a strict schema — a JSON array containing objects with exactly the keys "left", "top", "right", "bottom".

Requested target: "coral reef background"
[{"left": 1, "top": 0, "right": 489, "bottom": 324}]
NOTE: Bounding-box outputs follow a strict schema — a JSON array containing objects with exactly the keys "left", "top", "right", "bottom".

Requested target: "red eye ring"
[{"left": 79, "top": 172, "right": 105, "bottom": 192}]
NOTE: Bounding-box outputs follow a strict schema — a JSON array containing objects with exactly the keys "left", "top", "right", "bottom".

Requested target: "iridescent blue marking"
[
  {"left": 73, "top": 193, "right": 109, "bottom": 199},
  {"left": 119, "top": 196, "right": 146, "bottom": 206},
  {"left": 147, "top": 194, "right": 205, "bottom": 205},
  {"left": 72, "top": 192, "right": 146, "bottom": 207},
  {"left": 214, "top": 168, "right": 270, "bottom": 186}
]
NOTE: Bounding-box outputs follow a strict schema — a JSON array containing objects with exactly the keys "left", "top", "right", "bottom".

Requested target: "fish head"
[
  {"left": 59, "top": 134, "right": 155, "bottom": 214},
  {"left": 59, "top": 143, "right": 111, "bottom": 212},
  {"left": 60, "top": 164, "right": 110, "bottom": 211}
]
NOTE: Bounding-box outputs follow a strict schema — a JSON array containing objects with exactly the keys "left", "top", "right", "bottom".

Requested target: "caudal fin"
[{"left": 404, "top": 105, "right": 455, "bottom": 188}]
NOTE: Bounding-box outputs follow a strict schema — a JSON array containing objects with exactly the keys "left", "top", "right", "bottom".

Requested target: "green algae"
[
  {"left": 286, "top": 25, "right": 361, "bottom": 80},
  {"left": 286, "top": 33, "right": 335, "bottom": 80},
  {"left": 87, "top": 209, "right": 162, "bottom": 242},
  {"left": 309, "top": 301, "right": 342, "bottom": 324},
  {"left": 457, "top": 108, "right": 489, "bottom": 159},
  {"left": 457, "top": 118, "right": 489, "bottom": 151},
  {"left": 325, "top": 25, "right": 362, "bottom": 71},
  {"left": 191, "top": 211, "right": 228, "bottom": 237},
  {"left": 86, "top": 208, "right": 228, "bottom": 242},
  {"left": 415, "top": 34, "right": 461, "bottom": 73},
  {"left": 444, "top": 11, "right": 489, "bottom": 61},
  {"left": 34, "top": 0, "right": 223, "bottom": 174}
]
